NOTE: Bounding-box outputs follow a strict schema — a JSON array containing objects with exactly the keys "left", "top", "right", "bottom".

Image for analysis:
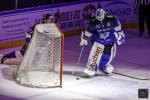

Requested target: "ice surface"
[{"left": 0, "top": 29, "right": 150, "bottom": 100}]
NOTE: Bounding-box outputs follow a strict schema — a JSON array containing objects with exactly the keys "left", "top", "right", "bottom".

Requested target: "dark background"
[{"left": 0, "top": 0, "right": 82, "bottom": 11}]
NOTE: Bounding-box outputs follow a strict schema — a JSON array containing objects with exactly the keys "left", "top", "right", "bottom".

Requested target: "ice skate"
[
  {"left": 96, "top": 70, "right": 110, "bottom": 76},
  {"left": 96, "top": 65, "right": 114, "bottom": 76},
  {"left": 77, "top": 68, "right": 95, "bottom": 78}
]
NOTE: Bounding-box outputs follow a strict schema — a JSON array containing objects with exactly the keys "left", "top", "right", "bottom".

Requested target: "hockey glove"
[
  {"left": 114, "top": 31, "right": 125, "bottom": 45},
  {"left": 80, "top": 38, "right": 88, "bottom": 46}
]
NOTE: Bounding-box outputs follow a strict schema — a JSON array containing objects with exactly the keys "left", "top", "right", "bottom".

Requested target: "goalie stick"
[
  {"left": 75, "top": 71, "right": 150, "bottom": 80},
  {"left": 72, "top": 45, "right": 85, "bottom": 77},
  {"left": 112, "top": 72, "right": 150, "bottom": 80}
]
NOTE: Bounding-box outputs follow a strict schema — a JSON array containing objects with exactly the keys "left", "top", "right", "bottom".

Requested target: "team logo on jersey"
[{"left": 100, "top": 32, "right": 110, "bottom": 39}]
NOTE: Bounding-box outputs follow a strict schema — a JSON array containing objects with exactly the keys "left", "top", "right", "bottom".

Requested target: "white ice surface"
[
  {"left": 0, "top": 29, "right": 150, "bottom": 100},
  {"left": 0, "top": 64, "right": 150, "bottom": 100}
]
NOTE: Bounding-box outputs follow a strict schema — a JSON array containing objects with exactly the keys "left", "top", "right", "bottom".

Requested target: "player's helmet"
[
  {"left": 95, "top": 8, "right": 106, "bottom": 21},
  {"left": 42, "top": 14, "right": 54, "bottom": 23}
]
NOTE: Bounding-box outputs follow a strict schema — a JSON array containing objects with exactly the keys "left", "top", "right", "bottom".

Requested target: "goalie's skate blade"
[
  {"left": 76, "top": 73, "right": 111, "bottom": 78},
  {"left": 94, "top": 73, "right": 111, "bottom": 77},
  {"left": 75, "top": 72, "right": 93, "bottom": 78},
  {"left": 113, "top": 72, "right": 150, "bottom": 80}
]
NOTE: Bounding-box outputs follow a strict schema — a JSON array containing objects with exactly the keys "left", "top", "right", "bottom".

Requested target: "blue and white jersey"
[{"left": 84, "top": 12, "right": 125, "bottom": 45}]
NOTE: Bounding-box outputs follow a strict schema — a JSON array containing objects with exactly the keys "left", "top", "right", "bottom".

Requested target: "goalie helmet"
[{"left": 95, "top": 8, "right": 106, "bottom": 21}]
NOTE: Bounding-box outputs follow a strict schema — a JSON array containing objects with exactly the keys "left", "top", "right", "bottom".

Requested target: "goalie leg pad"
[
  {"left": 84, "top": 42, "right": 104, "bottom": 76},
  {"left": 99, "top": 53, "right": 111, "bottom": 72},
  {"left": 112, "top": 43, "right": 116, "bottom": 59},
  {"left": 99, "top": 44, "right": 115, "bottom": 74}
]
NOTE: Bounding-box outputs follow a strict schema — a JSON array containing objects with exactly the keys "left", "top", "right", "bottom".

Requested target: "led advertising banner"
[{"left": 0, "top": 0, "right": 137, "bottom": 53}]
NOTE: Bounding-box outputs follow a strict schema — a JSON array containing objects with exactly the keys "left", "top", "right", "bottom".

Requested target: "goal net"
[{"left": 15, "top": 23, "right": 64, "bottom": 88}]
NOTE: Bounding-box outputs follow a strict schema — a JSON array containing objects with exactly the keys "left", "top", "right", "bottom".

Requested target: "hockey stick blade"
[
  {"left": 112, "top": 72, "right": 150, "bottom": 80},
  {"left": 72, "top": 71, "right": 92, "bottom": 78}
]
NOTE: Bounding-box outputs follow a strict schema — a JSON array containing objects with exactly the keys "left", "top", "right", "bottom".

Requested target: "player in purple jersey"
[{"left": 0, "top": 14, "right": 54, "bottom": 64}]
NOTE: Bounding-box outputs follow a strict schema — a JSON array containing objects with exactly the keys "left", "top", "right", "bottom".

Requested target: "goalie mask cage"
[{"left": 15, "top": 23, "right": 64, "bottom": 88}]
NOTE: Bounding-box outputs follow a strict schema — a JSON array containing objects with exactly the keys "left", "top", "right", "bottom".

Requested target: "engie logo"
[
  {"left": 82, "top": 4, "right": 96, "bottom": 20},
  {"left": 104, "top": 0, "right": 132, "bottom": 16}
]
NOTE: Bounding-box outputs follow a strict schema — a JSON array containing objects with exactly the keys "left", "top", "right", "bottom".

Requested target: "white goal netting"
[{"left": 15, "top": 23, "right": 63, "bottom": 88}]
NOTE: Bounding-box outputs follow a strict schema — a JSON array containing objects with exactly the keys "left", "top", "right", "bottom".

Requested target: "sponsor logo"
[
  {"left": 82, "top": 4, "right": 96, "bottom": 20},
  {"left": 104, "top": 0, "right": 132, "bottom": 16},
  {"left": 90, "top": 46, "right": 102, "bottom": 69}
]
